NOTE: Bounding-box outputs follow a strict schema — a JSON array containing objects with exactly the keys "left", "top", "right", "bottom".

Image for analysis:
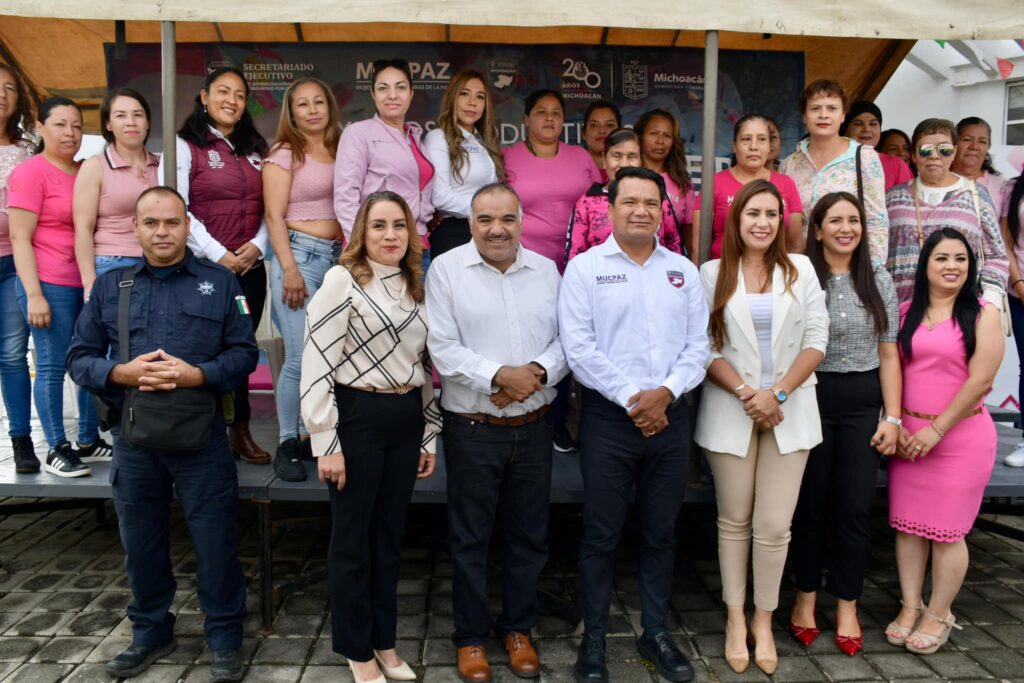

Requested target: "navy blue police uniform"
[{"left": 67, "top": 252, "right": 258, "bottom": 652}]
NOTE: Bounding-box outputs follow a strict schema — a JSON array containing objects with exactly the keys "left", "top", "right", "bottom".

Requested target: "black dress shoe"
[
  {"left": 105, "top": 639, "right": 177, "bottom": 678},
  {"left": 636, "top": 631, "right": 694, "bottom": 682},
  {"left": 574, "top": 632, "right": 608, "bottom": 683},
  {"left": 210, "top": 649, "right": 244, "bottom": 682}
]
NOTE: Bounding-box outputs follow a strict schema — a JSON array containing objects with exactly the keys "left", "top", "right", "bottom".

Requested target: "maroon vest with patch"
[{"left": 185, "top": 135, "right": 263, "bottom": 252}]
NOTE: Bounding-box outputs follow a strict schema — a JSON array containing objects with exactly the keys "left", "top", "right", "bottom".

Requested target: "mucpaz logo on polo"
[
  {"left": 596, "top": 274, "right": 628, "bottom": 285},
  {"left": 207, "top": 150, "right": 225, "bottom": 170},
  {"left": 197, "top": 281, "right": 215, "bottom": 296},
  {"left": 666, "top": 270, "right": 685, "bottom": 288}
]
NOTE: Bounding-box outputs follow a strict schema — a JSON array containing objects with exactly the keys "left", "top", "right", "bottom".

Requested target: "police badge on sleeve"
[{"left": 666, "top": 270, "right": 685, "bottom": 288}]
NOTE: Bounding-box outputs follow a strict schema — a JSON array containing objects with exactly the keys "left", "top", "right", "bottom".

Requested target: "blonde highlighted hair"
[
  {"left": 437, "top": 70, "right": 505, "bottom": 183},
  {"left": 341, "top": 192, "right": 425, "bottom": 303},
  {"left": 271, "top": 77, "right": 341, "bottom": 167}
]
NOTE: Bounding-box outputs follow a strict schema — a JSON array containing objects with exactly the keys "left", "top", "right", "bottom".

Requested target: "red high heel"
[
  {"left": 834, "top": 616, "right": 863, "bottom": 656},
  {"left": 789, "top": 621, "right": 821, "bottom": 646}
]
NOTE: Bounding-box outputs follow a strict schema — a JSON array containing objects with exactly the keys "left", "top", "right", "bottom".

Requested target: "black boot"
[
  {"left": 105, "top": 639, "right": 177, "bottom": 678},
  {"left": 12, "top": 436, "right": 38, "bottom": 474}
]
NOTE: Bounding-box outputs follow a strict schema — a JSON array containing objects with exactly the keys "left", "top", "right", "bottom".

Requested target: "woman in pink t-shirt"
[
  {"left": 73, "top": 88, "right": 158, "bottom": 296},
  {"left": 503, "top": 89, "right": 601, "bottom": 273},
  {"left": 9, "top": 97, "right": 103, "bottom": 477},
  {"left": 636, "top": 109, "right": 696, "bottom": 258},
  {"left": 695, "top": 115, "right": 805, "bottom": 258},
  {"left": 0, "top": 64, "right": 37, "bottom": 472}
]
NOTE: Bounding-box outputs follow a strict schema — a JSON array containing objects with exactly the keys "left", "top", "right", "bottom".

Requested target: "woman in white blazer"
[{"left": 695, "top": 179, "right": 828, "bottom": 675}]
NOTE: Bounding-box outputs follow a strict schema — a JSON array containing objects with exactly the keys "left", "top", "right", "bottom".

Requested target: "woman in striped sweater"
[{"left": 885, "top": 118, "right": 1007, "bottom": 304}]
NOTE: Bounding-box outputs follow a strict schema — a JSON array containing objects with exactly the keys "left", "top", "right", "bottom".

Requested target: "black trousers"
[
  {"left": 327, "top": 386, "right": 424, "bottom": 661},
  {"left": 429, "top": 217, "right": 472, "bottom": 260},
  {"left": 111, "top": 417, "right": 246, "bottom": 650},
  {"left": 791, "top": 371, "right": 882, "bottom": 601},
  {"left": 443, "top": 409, "right": 553, "bottom": 647},
  {"left": 233, "top": 262, "right": 266, "bottom": 423},
  {"left": 578, "top": 388, "right": 689, "bottom": 637}
]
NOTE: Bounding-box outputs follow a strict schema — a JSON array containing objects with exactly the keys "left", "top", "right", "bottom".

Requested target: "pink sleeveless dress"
[{"left": 888, "top": 301, "right": 996, "bottom": 542}]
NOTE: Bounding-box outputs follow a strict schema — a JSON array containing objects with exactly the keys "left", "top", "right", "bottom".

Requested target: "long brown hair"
[
  {"left": 709, "top": 179, "right": 797, "bottom": 351},
  {"left": 0, "top": 64, "right": 35, "bottom": 145},
  {"left": 271, "top": 77, "right": 341, "bottom": 167},
  {"left": 341, "top": 191, "right": 424, "bottom": 303},
  {"left": 437, "top": 70, "right": 504, "bottom": 183}
]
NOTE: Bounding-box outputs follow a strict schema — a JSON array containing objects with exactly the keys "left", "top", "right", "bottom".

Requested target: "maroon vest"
[{"left": 185, "top": 135, "right": 263, "bottom": 252}]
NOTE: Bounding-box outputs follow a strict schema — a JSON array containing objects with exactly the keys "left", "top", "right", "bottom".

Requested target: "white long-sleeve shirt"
[
  {"left": 157, "top": 129, "right": 269, "bottom": 263},
  {"left": 558, "top": 235, "right": 710, "bottom": 408},
  {"left": 422, "top": 127, "right": 498, "bottom": 219},
  {"left": 425, "top": 243, "right": 568, "bottom": 416}
]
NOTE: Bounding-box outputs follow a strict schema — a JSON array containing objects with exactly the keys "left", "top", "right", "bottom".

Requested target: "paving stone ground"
[{"left": 2, "top": 399, "right": 1024, "bottom": 681}]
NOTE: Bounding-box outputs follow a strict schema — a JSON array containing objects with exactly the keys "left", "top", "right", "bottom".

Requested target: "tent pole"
[
  {"left": 161, "top": 20, "right": 177, "bottom": 189},
  {"left": 698, "top": 29, "right": 718, "bottom": 265}
]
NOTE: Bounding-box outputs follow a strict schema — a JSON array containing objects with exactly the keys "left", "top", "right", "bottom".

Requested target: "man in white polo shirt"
[{"left": 559, "top": 166, "right": 710, "bottom": 683}]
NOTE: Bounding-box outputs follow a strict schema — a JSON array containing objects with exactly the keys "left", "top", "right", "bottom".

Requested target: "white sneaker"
[{"left": 1004, "top": 441, "right": 1024, "bottom": 467}]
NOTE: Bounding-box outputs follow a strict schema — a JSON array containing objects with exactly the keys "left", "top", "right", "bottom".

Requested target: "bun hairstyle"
[
  {"left": 178, "top": 66, "right": 268, "bottom": 158},
  {"left": 35, "top": 96, "right": 82, "bottom": 153}
]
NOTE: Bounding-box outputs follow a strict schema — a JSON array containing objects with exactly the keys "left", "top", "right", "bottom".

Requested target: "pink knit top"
[
  {"left": 94, "top": 145, "right": 159, "bottom": 257},
  {"left": 265, "top": 144, "right": 337, "bottom": 222}
]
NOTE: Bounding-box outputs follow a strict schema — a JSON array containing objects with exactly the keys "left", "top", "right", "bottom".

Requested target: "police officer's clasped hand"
[
  {"left": 112, "top": 349, "right": 205, "bottom": 392},
  {"left": 318, "top": 452, "right": 347, "bottom": 490},
  {"left": 627, "top": 387, "right": 672, "bottom": 437}
]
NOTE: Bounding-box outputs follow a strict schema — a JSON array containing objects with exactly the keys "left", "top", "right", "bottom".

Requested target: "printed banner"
[{"left": 106, "top": 42, "right": 805, "bottom": 187}]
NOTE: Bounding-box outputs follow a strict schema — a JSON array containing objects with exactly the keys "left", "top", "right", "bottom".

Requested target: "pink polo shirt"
[
  {"left": 7, "top": 155, "right": 81, "bottom": 288},
  {"left": 93, "top": 145, "right": 159, "bottom": 257}
]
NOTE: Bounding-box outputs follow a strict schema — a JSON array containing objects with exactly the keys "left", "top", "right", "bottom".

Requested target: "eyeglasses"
[{"left": 917, "top": 143, "right": 955, "bottom": 159}]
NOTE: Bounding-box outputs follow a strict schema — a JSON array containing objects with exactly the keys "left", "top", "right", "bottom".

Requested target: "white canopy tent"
[{"left": 3, "top": 1, "right": 1021, "bottom": 259}]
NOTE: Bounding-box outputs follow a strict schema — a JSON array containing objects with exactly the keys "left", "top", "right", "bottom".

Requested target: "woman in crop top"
[
  {"left": 265, "top": 78, "right": 344, "bottom": 482},
  {"left": 73, "top": 87, "right": 159, "bottom": 296}
]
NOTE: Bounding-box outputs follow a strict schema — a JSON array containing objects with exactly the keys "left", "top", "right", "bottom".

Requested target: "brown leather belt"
[
  {"left": 456, "top": 404, "right": 550, "bottom": 427},
  {"left": 903, "top": 406, "right": 982, "bottom": 420}
]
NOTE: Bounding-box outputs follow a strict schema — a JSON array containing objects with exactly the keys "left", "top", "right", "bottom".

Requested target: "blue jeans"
[
  {"left": 269, "top": 230, "right": 342, "bottom": 442},
  {"left": 1011, "top": 295, "right": 1024, "bottom": 438},
  {"left": 95, "top": 255, "right": 142, "bottom": 277},
  {"left": 0, "top": 255, "right": 31, "bottom": 438},
  {"left": 16, "top": 279, "right": 99, "bottom": 448}
]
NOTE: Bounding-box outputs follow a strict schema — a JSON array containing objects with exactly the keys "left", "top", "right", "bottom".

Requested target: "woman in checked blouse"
[{"left": 301, "top": 191, "right": 441, "bottom": 683}]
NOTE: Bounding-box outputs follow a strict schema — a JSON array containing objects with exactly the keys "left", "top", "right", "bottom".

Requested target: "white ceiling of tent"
[{"left": 2, "top": 0, "right": 1022, "bottom": 40}]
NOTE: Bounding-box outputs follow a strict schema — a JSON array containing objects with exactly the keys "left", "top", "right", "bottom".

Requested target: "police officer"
[
  {"left": 67, "top": 186, "right": 258, "bottom": 682},
  {"left": 559, "top": 167, "right": 709, "bottom": 683}
]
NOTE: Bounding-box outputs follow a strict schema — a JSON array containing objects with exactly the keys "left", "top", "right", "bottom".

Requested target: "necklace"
[
  {"left": 524, "top": 137, "right": 557, "bottom": 158},
  {"left": 924, "top": 309, "right": 950, "bottom": 331}
]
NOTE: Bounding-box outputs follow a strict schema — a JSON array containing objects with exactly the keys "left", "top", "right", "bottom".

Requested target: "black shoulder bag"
[{"left": 117, "top": 275, "right": 218, "bottom": 452}]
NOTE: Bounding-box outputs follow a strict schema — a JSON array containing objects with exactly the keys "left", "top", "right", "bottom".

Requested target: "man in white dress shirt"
[
  {"left": 559, "top": 167, "right": 710, "bottom": 683},
  {"left": 426, "top": 183, "right": 569, "bottom": 683}
]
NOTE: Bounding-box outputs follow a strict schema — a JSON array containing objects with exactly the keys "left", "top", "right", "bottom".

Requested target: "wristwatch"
[
  {"left": 881, "top": 415, "right": 903, "bottom": 427},
  {"left": 771, "top": 387, "right": 789, "bottom": 404}
]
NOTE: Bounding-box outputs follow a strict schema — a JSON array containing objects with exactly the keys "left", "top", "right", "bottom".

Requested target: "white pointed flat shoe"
[{"left": 374, "top": 651, "right": 417, "bottom": 681}]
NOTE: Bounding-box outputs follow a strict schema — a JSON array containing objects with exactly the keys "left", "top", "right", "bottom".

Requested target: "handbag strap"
[
  {"left": 117, "top": 272, "right": 134, "bottom": 364},
  {"left": 855, "top": 142, "right": 864, "bottom": 208}
]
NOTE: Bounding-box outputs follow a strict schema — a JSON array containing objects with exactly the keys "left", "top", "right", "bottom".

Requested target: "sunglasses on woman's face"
[{"left": 917, "top": 143, "right": 956, "bottom": 159}]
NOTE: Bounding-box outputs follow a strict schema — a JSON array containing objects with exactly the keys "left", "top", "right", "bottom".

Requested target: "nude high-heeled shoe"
[
  {"left": 904, "top": 611, "right": 962, "bottom": 655},
  {"left": 885, "top": 600, "right": 924, "bottom": 646},
  {"left": 374, "top": 651, "right": 417, "bottom": 681}
]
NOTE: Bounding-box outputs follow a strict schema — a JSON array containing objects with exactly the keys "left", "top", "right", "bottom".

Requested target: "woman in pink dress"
[{"left": 885, "top": 227, "right": 1003, "bottom": 655}]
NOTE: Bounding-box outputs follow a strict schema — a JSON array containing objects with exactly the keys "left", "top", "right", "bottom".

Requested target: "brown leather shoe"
[
  {"left": 456, "top": 645, "right": 492, "bottom": 682},
  {"left": 503, "top": 632, "right": 539, "bottom": 678},
  {"left": 228, "top": 421, "right": 271, "bottom": 464}
]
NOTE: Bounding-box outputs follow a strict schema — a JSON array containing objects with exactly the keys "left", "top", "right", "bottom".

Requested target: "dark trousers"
[
  {"left": 791, "top": 371, "right": 882, "bottom": 600},
  {"left": 578, "top": 388, "right": 689, "bottom": 637},
  {"left": 443, "top": 409, "right": 553, "bottom": 647},
  {"left": 328, "top": 386, "right": 423, "bottom": 661},
  {"left": 1010, "top": 296, "right": 1024, "bottom": 438},
  {"left": 234, "top": 262, "right": 266, "bottom": 423},
  {"left": 429, "top": 217, "right": 472, "bottom": 260},
  {"left": 110, "top": 418, "right": 246, "bottom": 650}
]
